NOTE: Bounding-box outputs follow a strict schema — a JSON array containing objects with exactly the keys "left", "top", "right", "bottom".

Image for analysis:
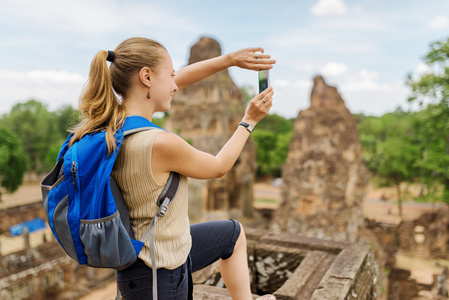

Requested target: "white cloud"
[
  {"left": 271, "top": 78, "right": 313, "bottom": 118},
  {"left": 414, "top": 63, "right": 431, "bottom": 76},
  {"left": 291, "top": 61, "right": 317, "bottom": 73},
  {"left": 1, "top": 0, "right": 198, "bottom": 36},
  {"left": 0, "top": 70, "right": 86, "bottom": 114},
  {"left": 320, "top": 69, "right": 411, "bottom": 115},
  {"left": 269, "top": 72, "right": 410, "bottom": 117},
  {"left": 340, "top": 80, "right": 410, "bottom": 116},
  {"left": 320, "top": 62, "right": 348, "bottom": 77},
  {"left": 271, "top": 29, "right": 334, "bottom": 49},
  {"left": 310, "top": 0, "right": 348, "bottom": 16},
  {"left": 340, "top": 69, "right": 391, "bottom": 92},
  {"left": 428, "top": 15, "right": 449, "bottom": 29}
]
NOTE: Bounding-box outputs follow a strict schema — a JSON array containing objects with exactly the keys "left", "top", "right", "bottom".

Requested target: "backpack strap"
[
  {"left": 117, "top": 117, "right": 181, "bottom": 300},
  {"left": 110, "top": 177, "right": 135, "bottom": 239},
  {"left": 141, "top": 172, "right": 180, "bottom": 300}
]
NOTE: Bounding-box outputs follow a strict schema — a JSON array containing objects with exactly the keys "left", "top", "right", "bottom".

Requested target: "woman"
[{"left": 71, "top": 37, "right": 275, "bottom": 300}]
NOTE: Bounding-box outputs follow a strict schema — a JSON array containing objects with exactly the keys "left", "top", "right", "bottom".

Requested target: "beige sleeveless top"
[{"left": 111, "top": 129, "right": 191, "bottom": 270}]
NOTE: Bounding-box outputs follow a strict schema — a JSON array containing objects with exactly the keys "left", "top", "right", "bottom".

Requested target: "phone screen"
[{"left": 259, "top": 70, "right": 269, "bottom": 93}]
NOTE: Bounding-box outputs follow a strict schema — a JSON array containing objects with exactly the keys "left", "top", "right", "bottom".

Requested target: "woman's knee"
[{"left": 234, "top": 221, "right": 247, "bottom": 249}]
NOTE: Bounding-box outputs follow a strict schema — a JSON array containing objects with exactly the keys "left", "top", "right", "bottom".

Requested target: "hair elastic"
[{"left": 106, "top": 50, "right": 115, "bottom": 62}]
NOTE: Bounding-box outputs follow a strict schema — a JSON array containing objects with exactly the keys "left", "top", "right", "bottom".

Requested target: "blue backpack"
[{"left": 41, "top": 116, "right": 180, "bottom": 273}]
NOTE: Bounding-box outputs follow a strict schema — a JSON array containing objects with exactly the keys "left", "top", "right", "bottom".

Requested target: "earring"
[{"left": 147, "top": 88, "right": 150, "bottom": 100}]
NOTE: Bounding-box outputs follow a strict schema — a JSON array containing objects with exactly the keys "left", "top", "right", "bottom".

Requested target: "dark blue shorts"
[{"left": 117, "top": 219, "right": 241, "bottom": 300}]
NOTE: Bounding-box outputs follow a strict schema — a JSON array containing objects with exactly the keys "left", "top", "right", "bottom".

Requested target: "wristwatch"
[{"left": 239, "top": 121, "right": 255, "bottom": 133}]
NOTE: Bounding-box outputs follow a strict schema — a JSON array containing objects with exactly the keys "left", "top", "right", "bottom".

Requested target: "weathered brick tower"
[
  {"left": 165, "top": 37, "right": 257, "bottom": 221},
  {"left": 271, "top": 75, "right": 369, "bottom": 242}
]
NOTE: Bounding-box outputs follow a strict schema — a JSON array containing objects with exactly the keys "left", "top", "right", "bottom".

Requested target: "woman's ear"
[{"left": 139, "top": 67, "right": 152, "bottom": 86}]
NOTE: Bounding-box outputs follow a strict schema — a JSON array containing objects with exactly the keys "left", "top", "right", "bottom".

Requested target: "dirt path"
[{"left": 0, "top": 182, "right": 42, "bottom": 209}]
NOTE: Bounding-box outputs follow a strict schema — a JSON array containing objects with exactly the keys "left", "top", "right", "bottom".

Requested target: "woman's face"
[{"left": 150, "top": 50, "right": 178, "bottom": 112}]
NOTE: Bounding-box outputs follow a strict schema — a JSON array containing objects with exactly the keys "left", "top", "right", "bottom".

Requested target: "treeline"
[
  {"left": 0, "top": 100, "right": 166, "bottom": 198},
  {"left": 0, "top": 100, "right": 80, "bottom": 196},
  {"left": 0, "top": 100, "right": 80, "bottom": 172},
  {"left": 356, "top": 106, "right": 448, "bottom": 205},
  {"left": 0, "top": 99, "right": 446, "bottom": 205}
]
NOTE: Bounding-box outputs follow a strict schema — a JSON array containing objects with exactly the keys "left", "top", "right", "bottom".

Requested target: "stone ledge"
[
  {"left": 193, "top": 284, "right": 260, "bottom": 299},
  {"left": 275, "top": 250, "right": 327, "bottom": 299},
  {"left": 310, "top": 244, "right": 371, "bottom": 300},
  {"left": 259, "top": 232, "right": 350, "bottom": 254}
]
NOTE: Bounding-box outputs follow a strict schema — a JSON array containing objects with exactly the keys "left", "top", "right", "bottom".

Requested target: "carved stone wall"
[
  {"left": 366, "top": 205, "right": 449, "bottom": 260},
  {"left": 193, "top": 228, "right": 380, "bottom": 299},
  {"left": 165, "top": 37, "right": 257, "bottom": 221},
  {"left": 271, "top": 76, "right": 369, "bottom": 242},
  {"left": 0, "top": 241, "right": 115, "bottom": 300}
]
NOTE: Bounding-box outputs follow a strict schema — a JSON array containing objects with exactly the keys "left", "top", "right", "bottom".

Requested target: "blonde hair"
[{"left": 69, "top": 37, "right": 166, "bottom": 154}]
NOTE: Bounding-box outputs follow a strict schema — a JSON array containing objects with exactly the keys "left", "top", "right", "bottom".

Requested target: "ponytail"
[
  {"left": 69, "top": 50, "right": 125, "bottom": 155},
  {"left": 69, "top": 37, "right": 166, "bottom": 155}
]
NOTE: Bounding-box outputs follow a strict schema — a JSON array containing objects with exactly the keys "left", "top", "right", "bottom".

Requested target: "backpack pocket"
[
  {"left": 79, "top": 211, "right": 137, "bottom": 269},
  {"left": 41, "top": 157, "right": 80, "bottom": 263}
]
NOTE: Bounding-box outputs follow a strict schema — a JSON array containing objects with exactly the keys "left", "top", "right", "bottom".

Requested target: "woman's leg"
[
  {"left": 189, "top": 220, "right": 275, "bottom": 300},
  {"left": 219, "top": 222, "right": 253, "bottom": 300}
]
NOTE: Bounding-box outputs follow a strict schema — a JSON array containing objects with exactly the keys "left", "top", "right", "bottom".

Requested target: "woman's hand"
[
  {"left": 242, "top": 87, "right": 274, "bottom": 126},
  {"left": 175, "top": 47, "right": 276, "bottom": 90},
  {"left": 228, "top": 47, "right": 276, "bottom": 71}
]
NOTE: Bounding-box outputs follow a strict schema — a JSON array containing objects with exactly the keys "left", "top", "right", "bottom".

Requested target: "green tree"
[
  {"left": 3, "top": 100, "right": 58, "bottom": 171},
  {"left": 256, "top": 113, "right": 294, "bottom": 133},
  {"left": 54, "top": 105, "right": 80, "bottom": 138},
  {"left": 409, "top": 105, "right": 448, "bottom": 202},
  {"left": 357, "top": 109, "right": 413, "bottom": 175},
  {"left": 357, "top": 114, "right": 383, "bottom": 174},
  {"left": 0, "top": 126, "right": 28, "bottom": 200},
  {"left": 251, "top": 113, "right": 293, "bottom": 177},
  {"left": 41, "top": 105, "right": 82, "bottom": 168},
  {"left": 357, "top": 109, "right": 423, "bottom": 213},
  {"left": 407, "top": 36, "right": 449, "bottom": 202},
  {"left": 377, "top": 137, "right": 420, "bottom": 215}
]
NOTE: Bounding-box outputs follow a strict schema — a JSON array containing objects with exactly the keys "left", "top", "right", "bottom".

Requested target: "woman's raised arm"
[
  {"left": 151, "top": 87, "right": 274, "bottom": 180},
  {"left": 174, "top": 47, "right": 276, "bottom": 91}
]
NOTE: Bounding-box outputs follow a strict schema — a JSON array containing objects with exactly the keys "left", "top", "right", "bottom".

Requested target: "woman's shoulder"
[{"left": 124, "top": 128, "right": 166, "bottom": 145}]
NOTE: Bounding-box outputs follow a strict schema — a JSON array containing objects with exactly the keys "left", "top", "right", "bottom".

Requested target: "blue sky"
[{"left": 1, "top": 0, "right": 448, "bottom": 118}]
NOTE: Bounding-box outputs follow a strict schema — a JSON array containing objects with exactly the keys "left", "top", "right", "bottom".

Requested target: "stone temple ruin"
[
  {"left": 271, "top": 75, "right": 370, "bottom": 243},
  {"left": 2, "top": 36, "right": 449, "bottom": 299},
  {"left": 165, "top": 37, "right": 257, "bottom": 222}
]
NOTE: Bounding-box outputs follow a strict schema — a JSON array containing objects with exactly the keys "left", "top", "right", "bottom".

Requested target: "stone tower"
[
  {"left": 165, "top": 37, "right": 257, "bottom": 222},
  {"left": 271, "top": 76, "right": 369, "bottom": 242}
]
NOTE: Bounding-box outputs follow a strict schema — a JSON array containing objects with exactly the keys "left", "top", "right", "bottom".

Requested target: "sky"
[{"left": 1, "top": 0, "right": 449, "bottom": 119}]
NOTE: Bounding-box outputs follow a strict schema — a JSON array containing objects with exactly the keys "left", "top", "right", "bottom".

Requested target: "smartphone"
[{"left": 259, "top": 70, "right": 269, "bottom": 93}]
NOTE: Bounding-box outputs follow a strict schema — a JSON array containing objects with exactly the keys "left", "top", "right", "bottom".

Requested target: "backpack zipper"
[{"left": 71, "top": 161, "right": 78, "bottom": 192}]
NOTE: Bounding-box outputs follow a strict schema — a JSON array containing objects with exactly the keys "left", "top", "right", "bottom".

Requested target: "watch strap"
[{"left": 239, "top": 121, "right": 254, "bottom": 133}]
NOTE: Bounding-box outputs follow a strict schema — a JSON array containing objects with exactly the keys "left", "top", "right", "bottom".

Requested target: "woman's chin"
[{"left": 155, "top": 106, "right": 170, "bottom": 113}]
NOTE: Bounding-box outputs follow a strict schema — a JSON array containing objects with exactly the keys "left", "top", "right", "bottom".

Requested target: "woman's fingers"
[
  {"left": 252, "top": 88, "right": 274, "bottom": 113},
  {"left": 258, "top": 92, "right": 274, "bottom": 111},
  {"left": 254, "top": 87, "right": 273, "bottom": 101},
  {"left": 251, "top": 48, "right": 276, "bottom": 70},
  {"left": 232, "top": 47, "right": 276, "bottom": 70},
  {"left": 252, "top": 53, "right": 276, "bottom": 70},
  {"left": 253, "top": 53, "right": 271, "bottom": 60},
  {"left": 244, "top": 88, "right": 274, "bottom": 124}
]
